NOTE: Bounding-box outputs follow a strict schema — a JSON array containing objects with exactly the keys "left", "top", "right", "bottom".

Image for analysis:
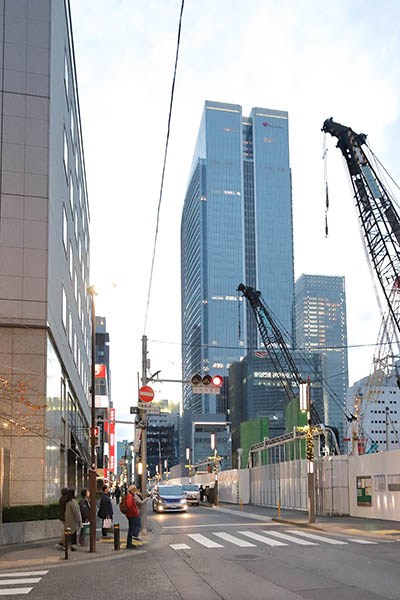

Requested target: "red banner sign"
[{"left": 109, "top": 408, "right": 115, "bottom": 473}]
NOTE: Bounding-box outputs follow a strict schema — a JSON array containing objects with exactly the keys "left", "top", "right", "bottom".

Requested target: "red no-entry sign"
[{"left": 138, "top": 385, "right": 154, "bottom": 403}]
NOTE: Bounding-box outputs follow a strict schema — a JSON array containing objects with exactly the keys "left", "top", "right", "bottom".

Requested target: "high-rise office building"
[
  {"left": 0, "top": 1, "right": 91, "bottom": 505},
  {"left": 229, "top": 350, "right": 325, "bottom": 458},
  {"left": 294, "top": 274, "right": 349, "bottom": 446},
  {"left": 181, "top": 100, "right": 294, "bottom": 415}
]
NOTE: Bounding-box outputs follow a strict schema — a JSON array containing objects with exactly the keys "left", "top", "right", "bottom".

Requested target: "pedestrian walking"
[
  {"left": 132, "top": 485, "right": 150, "bottom": 540},
  {"left": 79, "top": 488, "right": 90, "bottom": 546},
  {"left": 115, "top": 484, "right": 121, "bottom": 505},
  {"left": 65, "top": 488, "right": 82, "bottom": 551},
  {"left": 57, "top": 487, "right": 68, "bottom": 548},
  {"left": 199, "top": 485, "right": 205, "bottom": 503},
  {"left": 98, "top": 484, "right": 113, "bottom": 538}
]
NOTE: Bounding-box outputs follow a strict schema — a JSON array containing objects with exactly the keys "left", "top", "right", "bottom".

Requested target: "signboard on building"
[
  {"left": 95, "top": 395, "right": 109, "bottom": 408},
  {"left": 95, "top": 364, "right": 106, "bottom": 378},
  {"left": 109, "top": 408, "right": 116, "bottom": 473}
]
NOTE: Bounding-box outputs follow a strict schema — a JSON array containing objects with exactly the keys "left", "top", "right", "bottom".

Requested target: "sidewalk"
[
  {"left": 214, "top": 502, "right": 400, "bottom": 540},
  {"left": 0, "top": 499, "right": 149, "bottom": 572}
]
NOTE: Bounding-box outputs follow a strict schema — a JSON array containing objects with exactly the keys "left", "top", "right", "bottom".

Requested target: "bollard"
[
  {"left": 64, "top": 527, "right": 71, "bottom": 560},
  {"left": 240, "top": 498, "right": 243, "bottom": 512},
  {"left": 114, "top": 523, "right": 120, "bottom": 551},
  {"left": 278, "top": 499, "right": 281, "bottom": 519}
]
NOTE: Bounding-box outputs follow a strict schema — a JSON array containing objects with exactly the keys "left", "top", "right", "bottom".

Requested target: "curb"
[
  {"left": 204, "top": 505, "right": 273, "bottom": 522},
  {"left": 271, "top": 518, "right": 324, "bottom": 531}
]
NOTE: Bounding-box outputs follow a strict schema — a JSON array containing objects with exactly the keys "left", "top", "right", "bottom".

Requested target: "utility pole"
[
  {"left": 140, "top": 334, "right": 148, "bottom": 534},
  {"left": 306, "top": 378, "right": 315, "bottom": 523},
  {"left": 88, "top": 286, "right": 97, "bottom": 553}
]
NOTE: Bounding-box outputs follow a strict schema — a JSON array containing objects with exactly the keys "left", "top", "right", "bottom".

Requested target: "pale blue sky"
[{"left": 70, "top": 0, "right": 400, "bottom": 440}]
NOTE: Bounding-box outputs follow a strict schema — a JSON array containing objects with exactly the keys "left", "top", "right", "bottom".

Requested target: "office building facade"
[
  {"left": 229, "top": 350, "right": 325, "bottom": 459},
  {"left": 294, "top": 274, "right": 348, "bottom": 447},
  {"left": 0, "top": 0, "right": 91, "bottom": 505},
  {"left": 181, "top": 100, "right": 294, "bottom": 415},
  {"left": 95, "top": 316, "right": 111, "bottom": 475},
  {"left": 147, "top": 412, "right": 180, "bottom": 478}
]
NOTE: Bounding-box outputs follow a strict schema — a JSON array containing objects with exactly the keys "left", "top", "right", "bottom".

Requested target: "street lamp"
[{"left": 186, "top": 447, "right": 192, "bottom": 483}]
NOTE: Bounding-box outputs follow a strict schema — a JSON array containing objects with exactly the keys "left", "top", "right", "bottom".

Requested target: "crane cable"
[{"left": 143, "top": 0, "right": 185, "bottom": 334}]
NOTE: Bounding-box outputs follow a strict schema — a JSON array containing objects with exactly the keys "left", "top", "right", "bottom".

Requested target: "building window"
[
  {"left": 62, "top": 206, "right": 68, "bottom": 254},
  {"left": 69, "top": 242, "right": 73, "bottom": 280},
  {"left": 69, "top": 172, "right": 74, "bottom": 212},
  {"left": 63, "top": 129, "right": 69, "bottom": 181},
  {"left": 62, "top": 286, "right": 67, "bottom": 331},
  {"left": 64, "top": 51, "right": 69, "bottom": 102}
]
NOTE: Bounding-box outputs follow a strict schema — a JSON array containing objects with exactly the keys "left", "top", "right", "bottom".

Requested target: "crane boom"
[
  {"left": 238, "top": 284, "right": 320, "bottom": 424},
  {"left": 322, "top": 117, "right": 400, "bottom": 335}
]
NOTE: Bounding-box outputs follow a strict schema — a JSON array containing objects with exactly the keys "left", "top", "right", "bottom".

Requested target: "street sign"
[
  {"left": 130, "top": 407, "right": 138, "bottom": 414},
  {"left": 138, "top": 385, "right": 154, "bottom": 402},
  {"left": 192, "top": 385, "right": 220, "bottom": 395},
  {"left": 137, "top": 401, "right": 159, "bottom": 411}
]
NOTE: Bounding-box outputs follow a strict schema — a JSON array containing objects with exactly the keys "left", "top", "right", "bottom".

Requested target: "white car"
[
  {"left": 152, "top": 485, "right": 187, "bottom": 513},
  {"left": 182, "top": 484, "right": 200, "bottom": 506}
]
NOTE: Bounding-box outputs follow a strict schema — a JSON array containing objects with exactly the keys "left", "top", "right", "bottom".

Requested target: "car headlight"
[{"left": 180, "top": 499, "right": 187, "bottom": 505}]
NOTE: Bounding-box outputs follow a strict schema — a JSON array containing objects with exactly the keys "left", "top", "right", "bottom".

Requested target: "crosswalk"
[
  {"left": 0, "top": 571, "right": 48, "bottom": 596},
  {"left": 169, "top": 529, "right": 379, "bottom": 551}
]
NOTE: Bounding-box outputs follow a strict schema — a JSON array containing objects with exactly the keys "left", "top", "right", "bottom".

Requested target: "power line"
[{"left": 143, "top": 0, "right": 185, "bottom": 334}]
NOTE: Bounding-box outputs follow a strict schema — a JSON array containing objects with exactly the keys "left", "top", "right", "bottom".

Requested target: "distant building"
[
  {"left": 181, "top": 100, "right": 294, "bottom": 416},
  {"left": 147, "top": 412, "right": 180, "bottom": 478},
  {"left": 181, "top": 411, "right": 231, "bottom": 472},
  {"left": 95, "top": 316, "right": 111, "bottom": 474},
  {"left": 229, "top": 350, "right": 325, "bottom": 459},
  {"left": 0, "top": 0, "right": 91, "bottom": 505},
  {"left": 347, "top": 371, "right": 400, "bottom": 453},
  {"left": 294, "top": 274, "right": 349, "bottom": 447}
]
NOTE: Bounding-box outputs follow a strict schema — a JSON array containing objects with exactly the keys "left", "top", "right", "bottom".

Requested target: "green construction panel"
[{"left": 240, "top": 417, "right": 269, "bottom": 468}]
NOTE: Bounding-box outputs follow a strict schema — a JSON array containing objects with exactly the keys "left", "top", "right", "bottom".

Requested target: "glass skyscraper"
[
  {"left": 294, "top": 274, "right": 349, "bottom": 447},
  {"left": 181, "top": 100, "right": 294, "bottom": 414}
]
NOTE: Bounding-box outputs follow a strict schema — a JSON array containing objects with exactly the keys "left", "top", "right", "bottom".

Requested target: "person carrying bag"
[{"left": 97, "top": 484, "right": 113, "bottom": 538}]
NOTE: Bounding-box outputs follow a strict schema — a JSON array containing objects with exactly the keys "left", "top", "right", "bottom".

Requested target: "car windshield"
[
  {"left": 159, "top": 485, "right": 183, "bottom": 496},
  {"left": 183, "top": 485, "right": 199, "bottom": 491}
]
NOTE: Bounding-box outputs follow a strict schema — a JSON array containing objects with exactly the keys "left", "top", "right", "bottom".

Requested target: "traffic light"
[
  {"left": 190, "top": 374, "right": 223, "bottom": 394},
  {"left": 92, "top": 426, "right": 99, "bottom": 447}
]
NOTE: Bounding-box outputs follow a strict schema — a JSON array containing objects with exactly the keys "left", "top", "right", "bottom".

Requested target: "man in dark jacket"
[
  {"left": 97, "top": 484, "right": 113, "bottom": 538},
  {"left": 57, "top": 487, "right": 69, "bottom": 548},
  {"left": 115, "top": 484, "right": 121, "bottom": 505}
]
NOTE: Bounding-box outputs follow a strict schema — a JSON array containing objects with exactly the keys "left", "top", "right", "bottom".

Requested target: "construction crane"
[
  {"left": 322, "top": 117, "right": 400, "bottom": 335},
  {"left": 323, "top": 118, "right": 400, "bottom": 451},
  {"left": 237, "top": 284, "right": 321, "bottom": 425}
]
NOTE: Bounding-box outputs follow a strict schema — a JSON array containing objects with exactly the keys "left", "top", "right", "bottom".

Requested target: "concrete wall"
[
  {"left": 348, "top": 449, "right": 400, "bottom": 520},
  {"left": 0, "top": 519, "right": 61, "bottom": 546}
]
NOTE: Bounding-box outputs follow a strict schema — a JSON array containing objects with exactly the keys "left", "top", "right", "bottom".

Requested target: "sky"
[{"left": 69, "top": 0, "right": 400, "bottom": 442}]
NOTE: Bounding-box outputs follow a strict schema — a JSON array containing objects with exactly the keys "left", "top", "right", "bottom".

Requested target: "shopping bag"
[{"left": 103, "top": 517, "right": 112, "bottom": 531}]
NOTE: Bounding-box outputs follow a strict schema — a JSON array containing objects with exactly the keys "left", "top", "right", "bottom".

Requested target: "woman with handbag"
[
  {"left": 65, "top": 488, "right": 82, "bottom": 551},
  {"left": 98, "top": 484, "right": 113, "bottom": 538},
  {"left": 79, "top": 488, "right": 90, "bottom": 545}
]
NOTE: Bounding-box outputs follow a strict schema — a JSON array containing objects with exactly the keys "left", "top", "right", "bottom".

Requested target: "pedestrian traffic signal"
[{"left": 190, "top": 374, "right": 223, "bottom": 394}]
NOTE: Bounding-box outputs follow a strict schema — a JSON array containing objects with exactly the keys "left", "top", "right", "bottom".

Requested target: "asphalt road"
[{"left": 3, "top": 503, "right": 400, "bottom": 599}]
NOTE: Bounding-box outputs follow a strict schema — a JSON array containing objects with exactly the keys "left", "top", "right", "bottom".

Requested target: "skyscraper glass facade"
[
  {"left": 181, "top": 101, "right": 294, "bottom": 414},
  {"left": 294, "top": 274, "right": 349, "bottom": 447}
]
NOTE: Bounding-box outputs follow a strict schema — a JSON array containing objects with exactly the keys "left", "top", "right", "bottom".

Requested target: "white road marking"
[
  {"left": 162, "top": 522, "right": 278, "bottom": 529},
  {"left": 0, "top": 573, "right": 48, "bottom": 578},
  {"left": 187, "top": 533, "right": 224, "bottom": 548},
  {"left": 287, "top": 530, "right": 347, "bottom": 545},
  {"left": 263, "top": 531, "right": 317, "bottom": 545},
  {"left": 348, "top": 538, "right": 378, "bottom": 544},
  {"left": 0, "top": 589, "right": 33, "bottom": 596},
  {"left": 0, "top": 580, "right": 41, "bottom": 586},
  {"left": 170, "top": 543, "right": 191, "bottom": 550},
  {"left": 238, "top": 531, "right": 287, "bottom": 546},
  {"left": 213, "top": 532, "right": 256, "bottom": 547}
]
